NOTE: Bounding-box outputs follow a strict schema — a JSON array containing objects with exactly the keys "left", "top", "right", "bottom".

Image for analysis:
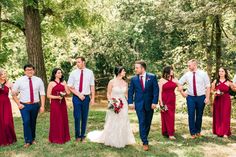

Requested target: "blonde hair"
[{"left": 0, "top": 69, "right": 8, "bottom": 81}]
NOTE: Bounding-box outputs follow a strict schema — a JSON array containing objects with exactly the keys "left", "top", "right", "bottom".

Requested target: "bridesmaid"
[
  {"left": 47, "top": 68, "right": 71, "bottom": 144},
  {"left": 212, "top": 67, "right": 235, "bottom": 138},
  {"left": 158, "top": 66, "right": 179, "bottom": 140},
  {"left": 0, "top": 69, "right": 17, "bottom": 146}
]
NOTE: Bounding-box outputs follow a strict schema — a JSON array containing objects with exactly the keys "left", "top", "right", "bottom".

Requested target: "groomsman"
[
  {"left": 12, "top": 64, "right": 45, "bottom": 148},
  {"left": 179, "top": 59, "right": 210, "bottom": 139},
  {"left": 68, "top": 56, "right": 95, "bottom": 143}
]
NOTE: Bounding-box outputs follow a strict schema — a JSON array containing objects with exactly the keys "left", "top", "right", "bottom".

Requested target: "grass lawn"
[{"left": 0, "top": 108, "right": 236, "bottom": 157}]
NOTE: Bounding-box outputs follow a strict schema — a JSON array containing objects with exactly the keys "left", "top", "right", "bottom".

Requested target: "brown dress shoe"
[
  {"left": 143, "top": 145, "right": 149, "bottom": 151},
  {"left": 24, "top": 143, "right": 31, "bottom": 148},
  {"left": 32, "top": 140, "right": 37, "bottom": 145},
  {"left": 191, "top": 135, "right": 196, "bottom": 139},
  {"left": 196, "top": 133, "right": 202, "bottom": 137},
  {"left": 81, "top": 138, "right": 86, "bottom": 143},
  {"left": 76, "top": 138, "right": 81, "bottom": 142}
]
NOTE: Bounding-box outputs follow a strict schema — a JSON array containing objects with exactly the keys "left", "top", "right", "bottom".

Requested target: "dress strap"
[
  {"left": 219, "top": 80, "right": 227, "bottom": 84},
  {"left": 54, "top": 81, "right": 60, "bottom": 85},
  {"left": 0, "top": 81, "right": 6, "bottom": 89},
  {"left": 223, "top": 80, "right": 227, "bottom": 84}
]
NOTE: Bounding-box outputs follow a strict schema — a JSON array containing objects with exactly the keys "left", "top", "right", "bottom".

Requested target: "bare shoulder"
[
  {"left": 173, "top": 78, "right": 179, "bottom": 83},
  {"left": 159, "top": 78, "right": 165, "bottom": 84},
  {"left": 48, "top": 81, "right": 56, "bottom": 87},
  {"left": 108, "top": 79, "right": 115, "bottom": 85},
  {"left": 227, "top": 80, "right": 233, "bottom": 85},
  {"left": 212, "top": 79, "right": 217, "bottom": 84}
]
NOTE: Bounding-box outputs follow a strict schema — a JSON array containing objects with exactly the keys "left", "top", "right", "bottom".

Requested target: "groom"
[{"left": 128, "top": 60, "right": 159, "bottom": 151}]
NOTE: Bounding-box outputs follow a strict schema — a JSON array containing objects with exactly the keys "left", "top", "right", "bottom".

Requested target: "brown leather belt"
[{"left": 20, "top": 102, "right": 39, "bottom": 104}]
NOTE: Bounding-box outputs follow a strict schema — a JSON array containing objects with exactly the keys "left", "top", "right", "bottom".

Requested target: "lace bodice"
[{"left": 111, "top": 86, "right": 127, "bottom": 98}]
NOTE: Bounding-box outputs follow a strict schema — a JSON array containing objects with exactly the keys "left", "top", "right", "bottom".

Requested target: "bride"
[{"left": 87, "top": 66, "right": 135, "bottom": 148}]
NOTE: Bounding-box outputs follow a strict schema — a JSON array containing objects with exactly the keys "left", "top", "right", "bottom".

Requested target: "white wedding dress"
[{"left": 87, "top": 86, "right": 135, "bottom": 148}]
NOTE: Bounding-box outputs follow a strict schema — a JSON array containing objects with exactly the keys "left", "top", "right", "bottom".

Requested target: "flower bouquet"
[
  {"left": 214, "top": 89, "right": 224, "bottom": 96},
  {"left": 160, "top": 104, "right": 168, "bottom": 112},
  {"left": 59, "top": 91, "right": 66, "bottom": 104},
  {"left": 108, "top": 98, "right": 124, "bottom": 114}
]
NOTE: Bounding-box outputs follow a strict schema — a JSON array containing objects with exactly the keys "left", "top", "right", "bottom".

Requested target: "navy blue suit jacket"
[{"left": 128, "top": 73, "right": 159, "bottom": 111}]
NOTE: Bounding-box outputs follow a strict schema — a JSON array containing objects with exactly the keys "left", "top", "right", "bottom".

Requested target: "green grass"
[{"left": 0, "top": 110, "right": 236, "bottom": 157}]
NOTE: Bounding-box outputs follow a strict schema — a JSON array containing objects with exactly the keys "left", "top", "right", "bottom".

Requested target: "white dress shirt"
[
  {"left": 67, "top": 68, "right": 95, "bottom": 95},
  {"left": 233, "top": 75, "right": 236, "bottom": 83},
  {"left": 12, "top": 75, "right": 45, "bottom": 103},
  {"left": 179, "top": 69, "right": 210, "bottom": 96}
]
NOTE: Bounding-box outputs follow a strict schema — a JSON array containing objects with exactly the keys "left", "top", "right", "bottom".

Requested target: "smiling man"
[{"left": 12, "top": 64, "right": 45, "bottom": 148}]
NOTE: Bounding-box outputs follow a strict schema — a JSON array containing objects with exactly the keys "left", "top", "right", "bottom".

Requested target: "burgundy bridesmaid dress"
[
  {"left": 161, "top": 78, "right": 177, "bottom": 136},
  {"left": 213, "top": 80, "right": 231, "bottom": 136},
  {"left": 49, "top": 81, "right": 70, "bottom": 144},
  {"left": 0, "top": 85, "right": 17, "bottom": 146}
]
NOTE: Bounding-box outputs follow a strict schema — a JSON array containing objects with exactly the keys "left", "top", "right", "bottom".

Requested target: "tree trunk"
[
  {"left": 215, "top": 14, "right": 222, "bottom": 76},
  {"left": 23, "top": 0, "right": 48, "bottom": 108}
]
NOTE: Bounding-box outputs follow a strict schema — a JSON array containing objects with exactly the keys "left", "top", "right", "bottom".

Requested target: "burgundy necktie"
[
  {"left": 193, "top": 72, "right": 197, "bottom": 96},
  {"left": 79, "top": 70, "right": 83, "bottom": 92},
  {"left": 29, "top": 77, "right": 34, "bottom": 103},
  {"left": 140, "top": 76, "right": 144, "bottom": 91}
]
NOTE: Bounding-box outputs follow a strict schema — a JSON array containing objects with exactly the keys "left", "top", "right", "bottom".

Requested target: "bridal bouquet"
[{"left": 108, "top": 98, "right": 124, "bottom": 114}]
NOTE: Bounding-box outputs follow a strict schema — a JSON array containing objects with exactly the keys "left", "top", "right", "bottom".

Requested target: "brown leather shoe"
[
  {"left": 76, "top": 138, "right": 81, "bottom": 142},
  {"left": 143, "top": 145, "right": 149, "bottom": 151},
  {"left": 196, "top": 133, "right": 202, "bottom": 137},
  {"left": 81, "top": 138, "right": 86, "bottom": 143},
  {"left": 24, "top": 143, "right": 31, "bottom": 148},
  {"left": 191, "top": 135, "right": 196, "bottom": 139},
  {"left": 32, "top": 140, "right": 37, "bottom": 145}
]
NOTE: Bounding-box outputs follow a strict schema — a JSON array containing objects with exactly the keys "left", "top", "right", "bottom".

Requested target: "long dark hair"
[
  {"left": 216, "top": 67, "right": 230, "bottom": 85},
  {"left": 114, "top": 66, "right": 126, "bottom": 79},
  {"left": 162, "top": 66, "right": 174, "bottom": 80},
  {"left": 50, "top": 68, "right": 64, "bottom": 82}
]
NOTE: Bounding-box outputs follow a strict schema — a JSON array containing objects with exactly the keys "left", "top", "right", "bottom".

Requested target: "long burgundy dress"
[
  {"left": 0, "top": 85, "right": 17, "bottom": 146},
  {"left": 161, "top": 78, "right": 177, "bottom": 136},
  {"left": 213, "top": 80, "right": 231, "bottom": 136},
  {"left": 49, "top": 81, "right": 70, "bottom": 144}
]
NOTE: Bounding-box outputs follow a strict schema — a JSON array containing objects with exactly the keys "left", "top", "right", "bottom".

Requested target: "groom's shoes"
[
  {"left": 76, "top": 138, "right": 81, "bottom": 142},
  {"left": 143, "top": 145, "right": 149, "bottom": 151}
]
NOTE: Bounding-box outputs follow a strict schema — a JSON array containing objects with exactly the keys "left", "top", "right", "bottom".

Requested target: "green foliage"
[{"left": 1, "top": 0, "right": 236, "bottom": 81}]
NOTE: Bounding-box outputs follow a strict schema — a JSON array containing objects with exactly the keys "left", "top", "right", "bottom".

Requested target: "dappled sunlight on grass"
[{"left": 4, "top": 92, "right": 236, "bottom": 156}]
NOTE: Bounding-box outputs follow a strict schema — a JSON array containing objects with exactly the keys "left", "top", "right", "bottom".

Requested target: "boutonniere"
[{"left": 146, "top": 77, "right": 151, "bottom": 82}]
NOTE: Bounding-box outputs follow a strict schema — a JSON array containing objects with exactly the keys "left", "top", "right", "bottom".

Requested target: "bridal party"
[{"left": 1, "top": 57, "right": 236, "bottom": 151}]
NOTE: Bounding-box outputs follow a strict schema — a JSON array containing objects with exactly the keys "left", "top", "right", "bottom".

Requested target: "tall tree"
[{"left": 23, "top": 0, "right": 47, "bottom": 86}]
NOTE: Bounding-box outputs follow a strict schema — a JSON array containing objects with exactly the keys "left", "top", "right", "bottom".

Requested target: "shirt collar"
[
  {"left": 140, "top": 72, "right": 146, "bottom": 78},
  {"left": 24, "top": 75, "right": 34, "bottom": 79},
  {"left": 77, "top": 68, "right": 86, "bottom": 71}
]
